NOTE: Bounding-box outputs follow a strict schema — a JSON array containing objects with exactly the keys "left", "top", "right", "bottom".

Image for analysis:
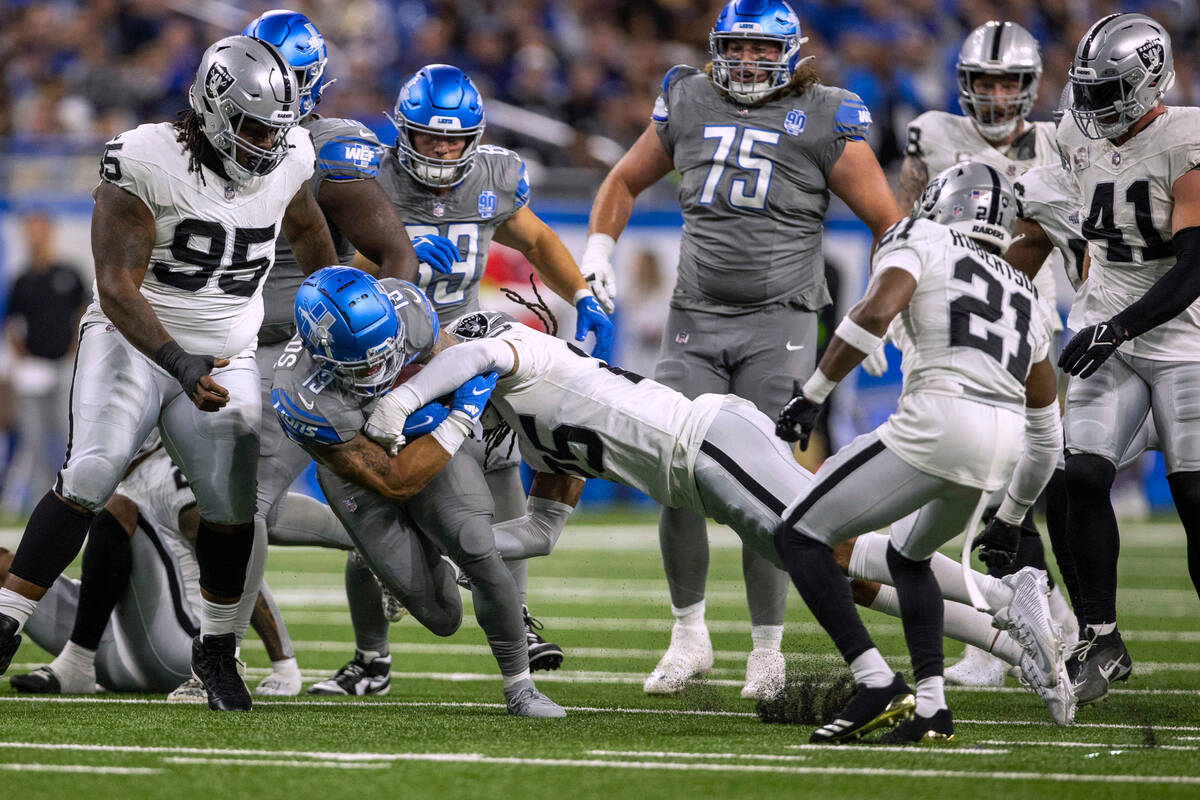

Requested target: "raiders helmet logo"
[
  {"left": 1136, "top": 41, "right": 1164, "bottom": 74},
  {"left": 205, "top": 63, "right": 236, "bottom": 98}
]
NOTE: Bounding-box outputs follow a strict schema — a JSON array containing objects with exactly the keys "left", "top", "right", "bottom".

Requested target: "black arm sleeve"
[{"left": 1112, "top": 226, "right": 1200, "bottom": 339}]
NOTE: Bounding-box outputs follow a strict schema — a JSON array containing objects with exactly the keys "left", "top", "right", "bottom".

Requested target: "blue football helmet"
[
  {"left": 391, "top": 65, "right": 485, "bottom": 187},
  {"left": 294, "top": 267, "right": 405, "bottom": 397},
  {"left": 243, "top": 10, "right": 328, "bottom": 117},
  {"left": 709, "top": 0, "right": 809, "bottom": 104}
]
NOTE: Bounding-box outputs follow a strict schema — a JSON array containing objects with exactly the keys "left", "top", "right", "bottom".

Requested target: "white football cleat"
[
  {"left": 504, "top": 679, "right": 566, "bottom": 718},
  {"left": 996, "top": 567, "right": 1063, "bottom": 686},
  {"left": 740, "top": 648, "right": 785, "bottom": 700},
  {"left": 255, "top": 657, "right": 302, "bottom": 696},
  {"left": 1020, "top": 649, "right": 1076, "bottom": 726},
  {"left": 643, "top": 623, "right": 713, "bottom": 696},
  {"left": 945, "top": 644, "right": 1007, "bottom": 686},
  {"left": 166, "top": 674, "right": 208, "bottom": 704}
]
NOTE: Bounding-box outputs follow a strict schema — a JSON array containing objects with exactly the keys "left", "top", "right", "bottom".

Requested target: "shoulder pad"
[
  {"left": 379, "top": 279, "right": 440, "bottom": 362},
  {"left": 315, "top": 125, "right": 382, "bottom": 181},
  {"left": 449, "top": 310, "right": 517, "bottom": 341},
  {"left": 270, "top": 387, "right": 342, "bottom": 447},
  {"left": 833, "top": 94, "right": 872, "bottom": 141},
  {"left": 661, "top": 64, "right": 695, "bottom": 93}
]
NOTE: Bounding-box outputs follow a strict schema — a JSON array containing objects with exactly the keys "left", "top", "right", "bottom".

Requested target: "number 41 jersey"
[{"left": 87, "top": 122, "right": 315, "bottom": 358}]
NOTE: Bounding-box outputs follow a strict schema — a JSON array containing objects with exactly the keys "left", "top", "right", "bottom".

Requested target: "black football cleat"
[
  {"left": 307, "top": 653, "right": 391, "bottom": 696},
  {"left": 0, "top": 612, "right": 20, "bottom": 676},
  {"left": 10, "top": 665, "right": 62, "bottom": 694},
  {"left": 191, "top": 633, "right": 252, "bottom": 711},
  {"left": 809, "top": 672, "right": 915, "bottom": 744},
  {"left": 1070, "top": 629, "right": 1132, "bottom": 706},
  {"left": 878, "top": 707, "right": 955, "bottom": 743},
  {"left": 524, "top": 606, "right": 564, "bottom": 672}
]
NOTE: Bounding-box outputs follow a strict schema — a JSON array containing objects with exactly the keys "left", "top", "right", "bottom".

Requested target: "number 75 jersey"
[
  {"left": 877, "top": 218, "right": 1051, "bottom": 409},
  {"left": 1058, "top": 107, "right": 1200, "bottom": 359},
  {"left": 88, "top": 122, "right": 315, "bottom": 358}
]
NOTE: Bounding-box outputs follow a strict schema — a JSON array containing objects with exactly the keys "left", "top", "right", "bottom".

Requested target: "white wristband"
[
  {"left": 430, "top": 411, "right": 473, "bottom": 455},
  {"left": 835, "top": 316, "right": 885, "bottom": 355},
  {"left": 573, "top": 289, "right": 594, "bottom": 304},
  {"left": 584, "top": 232, "right": 615, "bottom": 259},
  {"left": 801, "top": 369, "right": 838, "bottom": 404}
]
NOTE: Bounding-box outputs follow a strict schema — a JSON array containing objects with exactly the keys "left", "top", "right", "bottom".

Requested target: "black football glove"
[
  {"left": 971, "top": 517, "right": 1022, "bottom": 569},
  {"left": 775, "top": 381, "right": 823, "bottom": 449},
  {"left": 1058, "top": 319, "right": 1128, "bottom": 378},
  {"left": 154, "top": 341, "right": 217, "bottom": 396}
]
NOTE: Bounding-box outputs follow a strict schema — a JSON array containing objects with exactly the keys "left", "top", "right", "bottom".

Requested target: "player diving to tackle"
[
  {"left": 0, "top": 36, "right": 340, "bottom": 713},
  {"left": 315, "top": 62, "right": 613, "bottom": 689},
  {"left": 271, "top": 268, "right": 567, "bottom": 717},
  {"left": 584, "top": 0, "right": 902, "bottom": 700},
  {"left": 773, "top": 162, "right": 1068, "bottom": 742}
]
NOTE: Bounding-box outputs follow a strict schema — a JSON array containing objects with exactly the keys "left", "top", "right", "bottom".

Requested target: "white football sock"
[
  {"left": 671, "top": 600, "right": 706, "bottom": 631},
  {"left": 1048, "top": 586, "right": 1073, "bottom": 625},
  {"left": 270, "top": 656, "right": 301, "bottom": 678},
  {"left": 849, "top": 648, "right": 893, "bottom": 688},
  {"left": 750, "top": 624, "right": 783, "bottom": 652},
  {"left": 0, "top": 587, "right": 37, "bottom": 633},
  {"left": 52, "top": 640, "right": 97, "bottom": 676},
  {"left": 915, "top": 676, "right": 946, "bottom": 717},
  {"left": 201, "top": 598, "right": 239, "bottom": 638},
  {"left": 868, "top": 585, "right": 1020, "bottom": 666}
]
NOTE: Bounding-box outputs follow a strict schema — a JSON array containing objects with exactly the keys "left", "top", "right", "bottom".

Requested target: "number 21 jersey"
[{"left": 88, "top": 122, "right": 315, "bottom": 358}]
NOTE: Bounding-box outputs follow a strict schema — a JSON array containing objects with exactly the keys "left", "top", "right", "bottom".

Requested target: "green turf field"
[{"left": 1, "top": 514, "right": 1197, "bottom": 799}]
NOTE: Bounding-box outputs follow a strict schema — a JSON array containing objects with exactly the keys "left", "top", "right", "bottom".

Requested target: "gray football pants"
[
  {"left": 318, "top": 452, "right": 527, "bottom": 678},
  {"left": 654, "top": 304, "right": 817, "bottom": 626},
  {"left": 784, "top": 431, "right": 986, "bottom": 562},
  {"left": 23, "top": 521, "right": 199, "bottom": 692}
]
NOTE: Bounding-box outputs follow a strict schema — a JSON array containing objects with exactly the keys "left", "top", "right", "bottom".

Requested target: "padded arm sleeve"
[
  {"left": 1112, "top": 226, "right": 1200, "bottom": 339},
  {"left": 995, "top": 403, "right": 1062, "bottom": 525}
]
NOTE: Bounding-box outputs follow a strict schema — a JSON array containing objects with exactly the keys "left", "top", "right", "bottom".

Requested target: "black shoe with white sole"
[
  {"left": 307, "top": 653, "right": 391, "bottom": 696},
  {"left": 0, "top": 613, "right": 20, "bottom": 676},
  {"left": 809, "top": 672, "right": 915, "bottom": 744},
  {"left": 1070, "top": 630, "right": 1132, "bottom": 706},
  {"left": 10, "top": 665, "right": 62, "bottom": 694},
  {"left": 191, "top": 633, "right": 252, "bottom": 711},
  {"left": 524, "top": 606, "right": 563, "bottom": 672}
]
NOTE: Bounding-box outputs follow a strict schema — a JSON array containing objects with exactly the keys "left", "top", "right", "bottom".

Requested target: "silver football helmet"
[
  {"left": 957, "top": 21, "right": 1042, "bottom": 141},
  {"left": 188, "top": 36, "right": 301, "bottom": 185},
  {"left": 914, "top": 162, "right": 1020, "bottom": 253},
  {"left": 1069, "top": 13, "right": 1174, "bottom": 140}
]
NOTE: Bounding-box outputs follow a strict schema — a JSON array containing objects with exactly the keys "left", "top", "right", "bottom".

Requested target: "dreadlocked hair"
[
  {"left": 481, "top": 274, "right": 559, "bottom": 465},
  {"left": 174, "top": 109, "right": 209, "bottom": 184},
  {"left": 702, "top": 61, "right": 821, "bottom": 107}
]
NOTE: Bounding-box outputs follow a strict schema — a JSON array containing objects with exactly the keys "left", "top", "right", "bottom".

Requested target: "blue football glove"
[
  {"left": 575, "top": 294, "right": 614, "bottom": 362},
  {"left": 402, "top": 402, "right": 449, "bottom": 439},
  {"left": 411, "top": 234, "right": 459, "bottom": 274},
  {"left": 450, "top": 371, "right": 498, "bottom": 423}
]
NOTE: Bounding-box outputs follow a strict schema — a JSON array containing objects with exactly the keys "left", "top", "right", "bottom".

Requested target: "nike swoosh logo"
[
  {"left": 1098, "top": 658, "right": 1124, "bottom": 681},
  {"left": 471, "top": 386, "right": 491, "bottom": 396},
  {"left": 298, "top": 393, "right": 315, "bottom": 410},
  {"left": 785, "top": 341, "right": 805, "bottom": 351},
  {"left": 412, "top": 414, "right": 435, "bottom": 427}
]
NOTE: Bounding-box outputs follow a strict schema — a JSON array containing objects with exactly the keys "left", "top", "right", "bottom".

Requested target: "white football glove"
[
  {"left": 581, "top": 233, "right": 617, "bottom": 314},
  {"left": 860, "top": 343, "right": 889, "bottom": 377},
  {"left": 365, "top": 391, "right": 414, "bottom": 455}
]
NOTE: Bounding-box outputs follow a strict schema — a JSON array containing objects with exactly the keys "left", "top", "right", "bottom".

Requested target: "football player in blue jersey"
[
  {"left": 584, "top": 0, "right": 903, "bottom": 699},
  {"left": 305, "top": 64, "right": 614, "bottom": 686}
]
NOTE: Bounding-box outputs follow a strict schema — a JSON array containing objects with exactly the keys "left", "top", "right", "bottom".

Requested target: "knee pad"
[
  {"left": 57, "top": 453, "right": 126, "bottom": 514},
  {"left": 1064, "top": 453, "right": 1116, "bottom": 497},
  {"left": 450, "top": 519, "right": 498, "bottom": 564}
]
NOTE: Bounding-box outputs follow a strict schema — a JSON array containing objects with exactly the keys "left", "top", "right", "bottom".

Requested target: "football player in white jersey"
[
  {"left": 896, "top": 20, "right": 1074, "bottom": 687},
  {"left": 1052, "top": 13, "right": 1200, "bottom": 706},
  {"left": 0, "top": 36, "right": 339, "bottom": 713},
  {"left": 6, "top": 440, "right": 303, "bottom": 696},
  {"left": 774, "top": 162, "right": 1065, "bottom": 742}
]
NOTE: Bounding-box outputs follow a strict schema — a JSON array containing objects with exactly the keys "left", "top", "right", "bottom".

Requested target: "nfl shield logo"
[
  {"left": 675, "top": 331, "right": 689, "bottom": 345},
  {"left": 1112, "top": 152, "right": 1121, "bottom": 166},
  {"left": 224, "top": 184, "right": 235, "bottom": 200},
  {"left": 784, "top": 109, "right": 806, "bottom": 136},
  {"left": 432, "top": 201, "right": 445, "bottom": 217},
  {"left": 344, "top": 497, "right": 358, "bottom": 513},
  {"left": 478, "top": 190, "right": 498, "bottom": 219}
]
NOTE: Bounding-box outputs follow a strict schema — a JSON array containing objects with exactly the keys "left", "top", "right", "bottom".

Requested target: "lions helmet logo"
[
  {"left": 205, "top": 63, "right": 236, "bottom": 98},
  {"left": 1136, "top": 40, "right": 1165, "bottom": 74}
]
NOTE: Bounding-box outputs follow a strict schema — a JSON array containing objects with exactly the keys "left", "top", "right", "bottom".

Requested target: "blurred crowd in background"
[{"left": 2, "top": 0, "right": 1197, "bottom": 173}]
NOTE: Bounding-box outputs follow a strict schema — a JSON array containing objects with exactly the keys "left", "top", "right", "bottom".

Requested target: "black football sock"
[
  {"left": 1064, "top": 454, "right": 1119, "bottom": 625},
  {"left": 1166, "top": 471, "right": 1200, "bottom": 601},
  {"left": 69, "top": 509, "right": 133, "bottom": 651},
  {"left": 195, "top": 520, "right": 255, "bottom": 600},
  {"left": 885, "top": 543, "right": 944, "bottom": 682},
  {"left": 9, "top": 491, "right": 94, "bottom": 590},
  {"left": 1043, "top": 468, "right": 1082, "bottom": 626}
]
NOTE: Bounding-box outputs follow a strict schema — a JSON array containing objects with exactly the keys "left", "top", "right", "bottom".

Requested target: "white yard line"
[
  {"left": 0, "top": 762, "right": 160, "bottom": 774},
  {"left": 976, "top": 739, "right": 1196, "bottom": 751},
  {"left": 163, "top": 757, "right": 388, "bottom": 769},
  {"left": 594, "top": 747, "right": 1010, "bottom": 757}
]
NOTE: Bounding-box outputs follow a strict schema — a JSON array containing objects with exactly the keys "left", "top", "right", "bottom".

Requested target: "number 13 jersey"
[
  {"left": 1057, "top": 108, "right": 1200, "bottom": 360},
  {"left": 874, "top": 218, "right": 1051, "bottom": 489},
  {"left": 86, "top": 122, "right": 315, "bottom": 357}
]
